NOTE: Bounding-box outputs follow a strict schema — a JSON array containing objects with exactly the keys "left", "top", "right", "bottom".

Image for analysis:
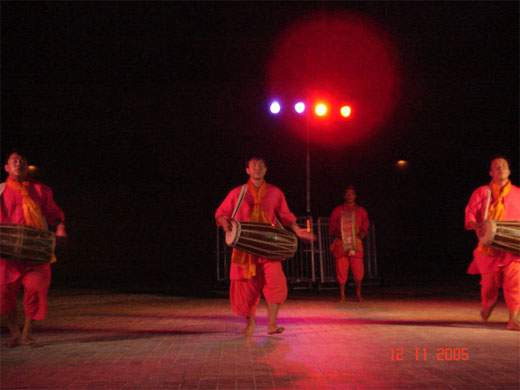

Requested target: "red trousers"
[
  {"left": 335, "top": 256, "right": 364, "bottom": 284},
  {"left": 230, "top": 261, "right": 287, "bottom": 317},
  {"left": 0, "top": 263, "right": 51, "bottom": 320},
  {"left": 480, "top": 261, "right": 520, "bottom": 312}
]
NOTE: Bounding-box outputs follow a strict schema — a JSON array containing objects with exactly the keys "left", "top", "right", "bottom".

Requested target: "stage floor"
[{"left": 1, "top": 289, "right": 518, "bottom": 390}]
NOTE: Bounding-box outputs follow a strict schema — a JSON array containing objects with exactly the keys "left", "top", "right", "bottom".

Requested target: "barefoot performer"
[
  {"left": 0, "top": 151, "right": 67, "bottom": 347},
  {"left": 329, "top": 186, "right": 370, "bottom": 302},
  {"left": 215, "top": 155, "right": 315, "bottom": 335},
  {"left": 465, "top": 155, "right": 520, "bottom": 331}
]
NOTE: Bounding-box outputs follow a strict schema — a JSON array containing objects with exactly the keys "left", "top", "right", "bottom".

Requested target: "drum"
[
  {"left": 0, "top": 223, "right": 55, "bottom": 264},
  {"left": 478, "top": 220, "right": 520, "bottom": 256},
  {"left": 225, "top": 221, "right": 297, "bottom": 259}
]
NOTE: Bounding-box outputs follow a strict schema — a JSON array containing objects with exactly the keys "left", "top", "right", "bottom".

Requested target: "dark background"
[{"left": 2, "top": 2, "right": 518, "bottom": 293}]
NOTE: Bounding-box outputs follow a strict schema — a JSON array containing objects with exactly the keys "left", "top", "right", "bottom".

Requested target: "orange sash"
[
  {"left": 477, "top": 180, "right": 511, "bottom": 256},
  {"left": 6, "top": 177, "right": 56, "bottom": 263},
  {"left": 231, "top": 180, "right": 271, "bottom": 278}
]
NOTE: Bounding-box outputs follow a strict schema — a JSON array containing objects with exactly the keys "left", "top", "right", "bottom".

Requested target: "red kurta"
[
  {"left": 0, "top": 180, "right": 65, "bottom": 319},
  {"left": 215, "top": 183, "right": 297, "bottom": 279},
  {"left": 465, "top": 183, "right": 520, "bottom": 312},
  {"left": 328, "top": 204, "right": 369, "bottom": 282},
  {"left": 465, "top": 184, "right": 520, "bottom": 274},
  {"left": 215, "top": 182, "right": 296, "bottom": 316},
  {"left": 329, "top": 204, "right": 370, "bottom": 257}
]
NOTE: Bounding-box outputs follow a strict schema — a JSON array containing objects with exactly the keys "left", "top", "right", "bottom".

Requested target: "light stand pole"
[{"left": 305, "top": 116, "right": 311, "bottom": 214}]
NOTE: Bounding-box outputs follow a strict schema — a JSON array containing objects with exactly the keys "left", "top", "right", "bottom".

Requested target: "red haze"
[{"left": 267, "top": 10, "right": 401, "bottom": 147}]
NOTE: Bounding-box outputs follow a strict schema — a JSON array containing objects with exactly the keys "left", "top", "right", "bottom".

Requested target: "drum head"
[{"left": 225, "top": 220, "right": 238, "bottom": 247}]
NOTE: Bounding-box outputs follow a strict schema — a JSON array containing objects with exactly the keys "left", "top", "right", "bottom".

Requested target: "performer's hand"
[
  {"left": 217, "top": 216, "right": 232, "bottom": 233},
  {"left": 55, "top": 223, "right": 68, "bottom": 247},
  {"left": 292, "top": 226, "right": 316, "bottom": 242},
  {"left": 290, "top": 222, "right": 316, "bottom": 242},
  {"left": 468, "top": 221, "right": 485, "bottom": 239},
  {"left": 296, "top": 230, "right": 317, "bottom": 242},
  {"left": 475, "top": 223, "right": 486, "bottom": 239}
]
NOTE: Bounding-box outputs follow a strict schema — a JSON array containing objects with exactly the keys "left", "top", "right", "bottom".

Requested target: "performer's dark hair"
[
  {"left": 4, "top": 149, "right": 29, "bottom": 164},
  {"left": 488, "top": 154, "right": 510, "bottom": 169},
  {"left": 245, "top": 154, "right": 267, "bottom": 168},
  {"left": 344, "top": 185, "right": 357, "bottom": 194}
]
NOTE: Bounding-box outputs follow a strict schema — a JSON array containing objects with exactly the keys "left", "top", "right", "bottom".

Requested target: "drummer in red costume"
[
  {"left": 329, "top": 186, "right": 370, "bottom": 302},
  {"left": 215, "top": 155, "right": 315, "bottom": 335},
  {"left": 0, "top": 151, "right": 67, "bottom": 347},
  {"left": 465, "top": 156, "right": 520, "bottom": 331}
]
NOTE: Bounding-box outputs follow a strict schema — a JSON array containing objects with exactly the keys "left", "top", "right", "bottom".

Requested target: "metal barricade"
[
  {"left": 316, "top": 217, "right": 337, "bottom": 284},
  {"left": 317, "top": 217, "right": 378, "bottom": 286},
  {"left": 282, "top": 216, "right": 315, "bottom": 288}
]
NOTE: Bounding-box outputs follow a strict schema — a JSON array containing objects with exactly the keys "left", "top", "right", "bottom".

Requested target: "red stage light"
[{"left": 340, "top": 106, "right": 352, "bottom": 118}]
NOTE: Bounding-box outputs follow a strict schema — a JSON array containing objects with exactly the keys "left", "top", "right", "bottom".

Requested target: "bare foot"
[
  {"left": 506, "top": 320, "right": 520, "bottom": 331},
  {"left": 356, "top": 296, "right": 364, "bottom": 302},
  {"left": 480, "top": 301, "right": 497, "bottom": 322},
  {"left": 19, "top": 335, "right": 36, "bottom": 345},
  {"left": 337, "top": 298, "right": 347, "bottom": 303},
  {"left": 241, "top": 324, "right": 255, "bottom": 336},
  {"left": 267, "top": 325, "right": 285, "bottom": 335},
  {"left": 3, "top": 336, "right": 20, "bottom": 348}
]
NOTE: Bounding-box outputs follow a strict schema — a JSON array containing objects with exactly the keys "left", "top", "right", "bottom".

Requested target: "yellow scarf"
[
  {"left": 231, "top": 180, "right": 271, "bottom": 278},
  {"left": 478, "top": 179, "right": 511, "bottom": 256},
  {"left": 6, "top": 177, "right": 56, "bottom": 263}
]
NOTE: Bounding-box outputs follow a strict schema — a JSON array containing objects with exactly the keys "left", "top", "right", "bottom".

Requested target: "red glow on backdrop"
[{"left": 267, "top": 11, "right": 400, "bottom": 147}]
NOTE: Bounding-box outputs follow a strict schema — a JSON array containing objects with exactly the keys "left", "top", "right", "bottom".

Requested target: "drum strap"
[
  {"left": 0, "top": 182, "right": 5, "bottom": 196},
  {"left": 340, "top": 209, "right": 358, "bottom": 254},
  {"left": 483, "top": 188, "right": 491, "bottom": 220},
  {"left": 231, "top": 185, "right": 247, "bottom": 220},
  {"left": 231, "top": 183, "right": 282, "bottom": 225}
]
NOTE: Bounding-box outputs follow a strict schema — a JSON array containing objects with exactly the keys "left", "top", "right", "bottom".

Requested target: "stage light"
[
  {"left": 294, "top": 102, "right": 306, "bottom": 114},
  {"left": 340, "top": 105, "right": 352, "bottom": 118},
  {"left": 270, "top": 101, "right": 281, "bottom": 114},
  {"left": 315, "top": 103, "right": 327, "bottom": 116},
  {"left": 396, "top": 160, "right": 408, "bottom": 168}
]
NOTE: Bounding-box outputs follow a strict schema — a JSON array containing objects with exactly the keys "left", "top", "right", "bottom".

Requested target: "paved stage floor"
[{"left": 1, "top": 288, "right": 519, "bottom": 390}]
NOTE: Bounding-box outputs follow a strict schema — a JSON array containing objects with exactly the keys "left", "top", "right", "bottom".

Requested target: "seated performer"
[
  {"left": 329, "top": 186, "right": 369, "bottom": 302},
  {"left": 465, "top": 155, "right": 520, "bottom": 331},
  {"left": 215, "top": 155, "right": 315, "bottom": 335},
  {"left": 0, "top": 151, "right": 67, "bottom": 347}
]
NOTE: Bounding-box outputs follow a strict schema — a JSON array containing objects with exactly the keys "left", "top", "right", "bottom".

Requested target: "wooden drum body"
[
  {"left": 0, "top": 223, "right": 55, "bottom": 264},
  {"left": 225, "top": 221, "right": 297, "bottom": 260},
  {"left": 479, "top": 220, "right": 520, "bottom": 256}
]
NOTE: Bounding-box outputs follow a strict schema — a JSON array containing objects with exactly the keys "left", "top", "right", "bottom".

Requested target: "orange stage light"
[{"left": 315, "top": 104, "right": 327, "bottom": 116}]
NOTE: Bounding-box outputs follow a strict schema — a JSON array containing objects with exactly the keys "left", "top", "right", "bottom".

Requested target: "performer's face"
[
  {"left": 5, "top": 153, "right": 28, "bottom": 182},
  {"left": 344, "top": 189, "right": 357, "bottom": 204},
  {"left": 246, "top": 158, "right": 267, "bottom": 181},
  {"left": 489, "top": 158, "right": 510, "bottom": 184}
]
